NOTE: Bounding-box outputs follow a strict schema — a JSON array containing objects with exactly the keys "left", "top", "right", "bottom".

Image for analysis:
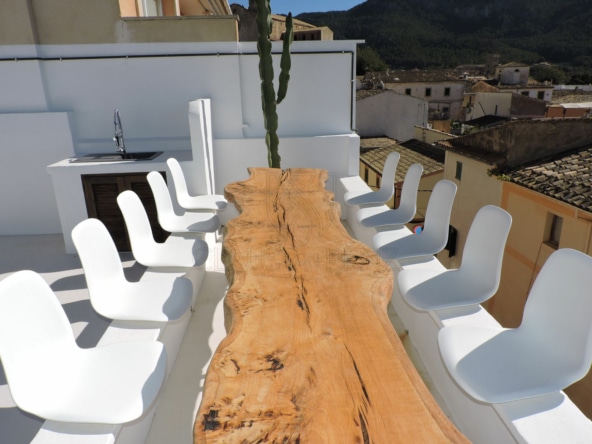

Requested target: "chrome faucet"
[{"left": 113, "top": 109, "right": 126, "bottom": 155}]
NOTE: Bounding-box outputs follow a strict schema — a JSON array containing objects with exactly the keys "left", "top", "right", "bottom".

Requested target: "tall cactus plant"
[{"left": 255, "top": 0, "right": 293, "bottom": 169}]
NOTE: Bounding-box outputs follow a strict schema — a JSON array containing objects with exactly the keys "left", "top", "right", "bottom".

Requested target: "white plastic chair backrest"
[
  {"left": 396, "top": 163, "right": 423, "bottom": 221},
  {"left": 147, "top": 171, "right": 176, "bottom": 221},
  {"left": 376, "top": 151, "right": 400, "bottom": 202},
  {"left": 117, "top": 190, "right": 156, "bottom": 255},
  {"left": 0, "top": 271, "right": 74, "bottom": 381},
  {"left": 72, "top": 218, "right": 125, "bottom": 281},
  {"left": 459, "top": 205, "right": 512, "bottom": 289},
  {"left": 71, "top": 218, "right": 126, "bottom": 310},
  {"left": 521, "top": 248, "right": 592, "bottom": 383},
  {"left": 166, "top": 157, "right": 190, "bottom": 200},
  {"left": 420, "top": 180, "right": 457, "bottom": 246}
]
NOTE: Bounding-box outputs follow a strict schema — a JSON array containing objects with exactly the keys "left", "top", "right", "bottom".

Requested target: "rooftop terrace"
[{"left": 2, "top": 174, "right": 592, "bottom": 443}]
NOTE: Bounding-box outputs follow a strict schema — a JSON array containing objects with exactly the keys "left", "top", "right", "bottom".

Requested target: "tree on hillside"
[
  {"left": 356, "top": 46, "right": 388, "bottom": 75},
  {"left": 530, "top": 64, "right": 567, "bottom": 84}
]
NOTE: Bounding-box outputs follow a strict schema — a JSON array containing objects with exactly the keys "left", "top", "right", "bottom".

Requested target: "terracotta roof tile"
[
  {"left": 509, "top": 145, "right": 592, "bottom": 212},
  {"left": 360, "top": 137, "right": 444, "bottom": 180}
]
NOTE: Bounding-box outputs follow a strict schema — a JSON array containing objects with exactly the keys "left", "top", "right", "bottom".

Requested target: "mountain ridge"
[{"left": 296, "top": 0, "right": 592, "bottom": 72}]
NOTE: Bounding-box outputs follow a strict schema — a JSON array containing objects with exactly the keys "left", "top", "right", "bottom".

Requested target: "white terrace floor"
[{"left": 0, "top": 229, "right": 441, "bottom": 444}]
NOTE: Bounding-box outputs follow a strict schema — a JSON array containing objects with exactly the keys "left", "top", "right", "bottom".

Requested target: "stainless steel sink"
[{"left": 71, "top": 151, "right": 162, "bottom": 163}]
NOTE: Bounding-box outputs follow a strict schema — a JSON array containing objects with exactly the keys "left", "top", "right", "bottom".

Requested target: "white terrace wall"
[
  {"left": 465, "top": 92, "right": 513, "bottom": 121},
  {"left": 356, "top": 90, "right": 427, "bottom": 142},
  {"left": 0, "top": 40, "right": 361, "bottom": 236}
]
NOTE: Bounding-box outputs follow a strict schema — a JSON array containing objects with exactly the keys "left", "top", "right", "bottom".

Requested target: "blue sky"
[{"left": 233, "top": 1, "right": 366, "bottom": 16}]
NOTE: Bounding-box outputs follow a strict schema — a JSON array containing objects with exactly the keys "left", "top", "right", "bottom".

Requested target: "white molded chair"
[
  {"left": 147, "top": 171, "right": 220, "bottom": 233},
  {"left": 166, "top": 157, "right": 227, "bottom": 211},
  {"left": 373, "top": 180, "right": 457, "bottom": 261},
  {"left": 357, "top": 163, "right": 423, "bottom": 228},
  {"left": 398, "top": 205, "right": 512, "bottom": 311},
  {"left": 344, "top": 151, "right": 400, "bottom": 206},
  {"left": 439, "top": 248, "right": 592, "bottom": 403},
  {"left": 117, "top": 190, "right": 209, "bottom": 268},
  {"left": 0, "top": 270, "right": 167, "bottom": 423},
  {"left": 72, "top": 218, "right": 193, "bottom": 322}
]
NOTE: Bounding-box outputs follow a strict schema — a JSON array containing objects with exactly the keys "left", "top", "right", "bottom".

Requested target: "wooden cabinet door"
[{"left": 82, "top": 173, "right": 169, "bottom": 252}]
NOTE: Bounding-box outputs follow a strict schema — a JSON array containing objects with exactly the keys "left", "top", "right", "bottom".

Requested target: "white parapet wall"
[
  {"left": 2, "top": 40, "right": 362, "bottom": 238},
  {"left": 339, "top": 174, "right": 592, "bottom": 444}
]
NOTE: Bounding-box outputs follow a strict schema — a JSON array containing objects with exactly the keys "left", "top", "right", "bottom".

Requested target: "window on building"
[
  {"left": 444, "top": 87, "right": 451, "bottom": 96},
  {"left": 425, "top": 88, "right": 432, "bottom": 97},
  {"left": 521, "top": 91, "right": 530, "bottom": 96},
  {"left": 537, "top": 91, "right": 545, "bottom": 100},
  {"left": 455, "top": 161, "right": 463, "bottom": 180},
  {"left": 141, "top": 0, "right": 161, "bottom": 16},
  {"left": 545, "top": 213, "right": 563, "bottom": 248},
  {"left": 405, "top": 88, "right": 411, "bottom": 95},
  {"left": 364, "top": 166, "right": 369, "bottom": 183}
]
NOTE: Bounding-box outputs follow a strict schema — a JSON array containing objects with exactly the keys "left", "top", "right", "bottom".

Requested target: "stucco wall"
[
  {"left": 414, "top": 126, "right": 455, "bottom": 144},
  {"left": 356, "top": 90, "right": 427, "bottom": 141},
  {"left": 465, "top": 92, "right": 512, "bottom": 120},
  {"left": 1, "top": 0, "right": 37, "bottom": 45},
  {"left": 510, "top": 93, "right": 547, "bottom": 117},
  {"left": 4, "top": 0, "right": 238, "bottom": 44},
  {"left": 496, "top": 66, "right": 529, "bottom": 85},
  {"left": 440, "top": 151, "right": 504, "bottom": 270},
  {"left": 454, "top": 120, "right": 592, "bottom": 169},
  {"left": 0, "top": 40, "right": 360, "bottom": 236},
  {"left": 387, "top": 81, "right": 465, "bottom": 119}
]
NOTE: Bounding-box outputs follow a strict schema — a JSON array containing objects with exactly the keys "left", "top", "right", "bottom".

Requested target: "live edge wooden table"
[{"left": 195, "top": 168, "right": 468, "bottom": 443}]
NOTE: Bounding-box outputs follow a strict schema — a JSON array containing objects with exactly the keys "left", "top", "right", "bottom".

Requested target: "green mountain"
[{"left": 297, "top": 0, "right": 592, "bottom": 72}]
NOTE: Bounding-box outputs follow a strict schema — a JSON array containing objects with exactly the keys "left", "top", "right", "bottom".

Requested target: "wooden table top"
[{"left": 194, "top": 167, "right": 468, "bottom": 443}]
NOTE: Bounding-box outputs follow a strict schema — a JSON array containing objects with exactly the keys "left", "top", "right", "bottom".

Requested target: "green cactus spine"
[{"left": 255, "top": 0, "right": 293, "bottom": 169}]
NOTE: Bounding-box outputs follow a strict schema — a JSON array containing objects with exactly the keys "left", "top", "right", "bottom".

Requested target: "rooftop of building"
[
  {"left": 463, "top": 115, "right": 511, "bottom": 128},
  {"left": 550, "top": 88, "right": 592, "bottom": 105},
  {"left": 360, "top": 137, "right": 445, "bottom": 178},
  {"left": 438, "top": 119, "right": 592, "bottom": 211},
  {"left": 364, "top": 69, "right": 467, "bottom": 84},
  {"left": 509, "top": 144, "right": 592, "bottom": 213}
]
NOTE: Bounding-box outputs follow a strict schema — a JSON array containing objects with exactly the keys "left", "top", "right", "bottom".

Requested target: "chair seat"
[
  {"left": 135, "top": 233, "right": 209, "bottom": 268},
  {"left": 90, "top": 275, "right": 192, "bottom": 322},
  {"left": 163, "top": 211, "right": 220, "bottom": 233},
  {"left": 397, "top": 205, "right": 512, "bottom": 311},
  {"left": 357, "top": 163, "right": 423, "bottom": 226},
  {"left": 12, "top": 340, "right": 167, "bottom": 423},
  {"left": 372, "top": 226, "right": 434, "bottom": 260},
  {"left": 146, "top": 170, "right": 221, "bottom": 233},
  {"left": 73, "top": 218, "right": 193, "bottom": 322},
  {"left": 357, "top": 205, "right": 412, "bottom": 228},
  {"left": 117, "top": 190, "right": 210, "bottom": 268},
  {"left": 178, "top": 193, "right": 227, "bottom": 211},
  {"left": 0, "top": 270, "right": 167, "bottom": 424},
  {"left": 343, "top": 151, "right": 400, "bottom": 206},
  {"left": 438, "top": 326, "right": 573, "bottom": 403},
  {"left": 166, "top": 157, "right": 227, "bottom": 211},
  {"left": 398, "top": 269, "right": 494, "bottom": 311},
  {"left": 373, "top": 226, "right": 410, "bottom": 247},
  {"left": 373, "top": 180, "right": 457, "bottom": 262},
  {"left": 438, "top": 249, "right": 592, "bottom": 405},
  {"left": 376, "top": 232, "right": 442, "bottom": 261}
]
